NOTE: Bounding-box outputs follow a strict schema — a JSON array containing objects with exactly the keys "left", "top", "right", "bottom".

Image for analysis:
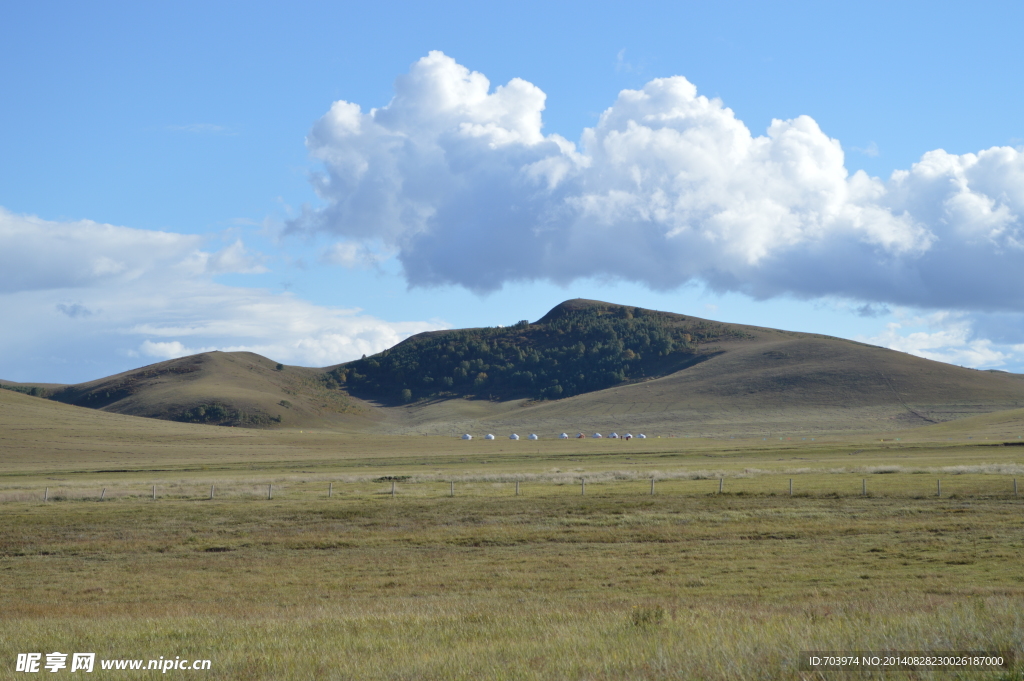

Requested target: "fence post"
[
  {"left": 1015, "top": 478, "right": 1018, "bottom": 497},
  {"left": 719, "top": 478, "right": 723, "bottom": 494},
  {"left": 936, "top": 479, "right": 941, "bottom": 497},
  {"left": 268, "top": 484, "right": 272, "bottom": 500},
  {"left": 862, "top": 479, "right": 866, "bottom": 496},
  {"left": 43, "top": 487, "right": 48, "bottom": 502},
  {"left": 581, "top": 478, "right": 585, "bottom": 496},
  {"left": 328, "top": 482, "right": 333, "bottom": 498},
  {"left": 391, "top": 480, "right": 396, "bottom": 498},
  {"left": 210, "top": 485, "right": 214, "bottom": 500},
  {"left": 450, "top": 481, "right": 454, "bottom": 497},
  {"left": 650, "top": 477, "right": 655, "bottom": 496},
  {"left": 789, "top": 479, "right": 793, "bottom": 496},
  {"left": 152, "top": 485, "right": 156, "bottom": 501},
  {"left": 100, "top": 488, "right": 105, "bottom": 500},
  {"left": 515, "top": 481, "right": 520, "bottom": 496}
]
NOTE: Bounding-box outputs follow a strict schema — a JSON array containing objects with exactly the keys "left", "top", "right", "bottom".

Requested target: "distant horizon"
[{"left": 4, "top": 296, "right": 1023, "bottom": 389}]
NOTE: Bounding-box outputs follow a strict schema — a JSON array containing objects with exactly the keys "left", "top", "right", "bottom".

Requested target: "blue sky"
[{"left": 2, "top": 1, "right": 1023, "bottom": 383}]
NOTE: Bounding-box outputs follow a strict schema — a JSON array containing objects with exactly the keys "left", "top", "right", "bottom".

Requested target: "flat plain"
[{"left": 2, "top": 389, "right": 1024, "bottom": 679}]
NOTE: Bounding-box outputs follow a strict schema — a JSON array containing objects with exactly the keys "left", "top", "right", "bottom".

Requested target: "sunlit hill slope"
[{"left": 4, "top": 299, "right": 1024, "bottom": 436}]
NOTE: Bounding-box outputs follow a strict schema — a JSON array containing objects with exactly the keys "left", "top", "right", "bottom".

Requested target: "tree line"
[
  {"left": 324, "top": 306, "right": 747, "bottom": 404},
  {"left": 177, "top": 402, "right": 281, "bottom": 426},
  {"left": 0, "top": 384, "right": 47, "bottom": 397}
]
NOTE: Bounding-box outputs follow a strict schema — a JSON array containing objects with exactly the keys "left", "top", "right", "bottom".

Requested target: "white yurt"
[
  {"left": 609, "top": 432, "right": 619, "bottom": 439},
  {"left": 485, "top": 434, "right": 496, "bottom": 440},
  {"left": 509, "top": 433, "right": 520, "bottom": 440},
  {"left": 461, "top": 434, "right": 472, "bottom": 440},
  {"left": 624, "top": 433, "right": 633, "bottom": 440},
  {"left": 528, "top": 433, "right": 539, "bottom": 440},
  {"left": 576, "top": 433, "right": 585, "bottom": 438},
  {"left": 559, "top": 433, "right": 569, "bottom": 439},
  {"left": 637, "top": 433, "right": 647, "bottom": 439},
  {"left": 592, "top": 433, "right": 602, "bottom": 438}
]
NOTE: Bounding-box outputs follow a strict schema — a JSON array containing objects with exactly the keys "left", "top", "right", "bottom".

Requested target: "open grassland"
[
  {"left": 3, "top": 391, "right": 1024, "bottom": 679},
  {"left": 2, "top": 490, "right": 1023, "bottom": 679}
]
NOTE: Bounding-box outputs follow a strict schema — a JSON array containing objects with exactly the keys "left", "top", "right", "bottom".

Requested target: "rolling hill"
[
  {"left": 452, "top": 331, "right": 1024, "bottom": 438},
  {"left": 328, "top": 299, "right": 749, "bottom": 404},
  {"left": 37, "top": 351, "right": 381, "bottom": 430},
  {"left": 4, "top": 299, "right": 1024, "bottom": 436}
]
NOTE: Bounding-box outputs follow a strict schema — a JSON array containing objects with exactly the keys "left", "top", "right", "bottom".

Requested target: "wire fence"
[{"left": 4, "top": 473, "right": 1021, "bottom": 503}]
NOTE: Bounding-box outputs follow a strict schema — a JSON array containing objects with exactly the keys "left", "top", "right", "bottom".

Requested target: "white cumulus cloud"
[
  {"left": 290, "top": 51, "right": 1024, "bottom": 313},
  {"left": 139, "top": 340, "right": 192, "bottom": 359}
]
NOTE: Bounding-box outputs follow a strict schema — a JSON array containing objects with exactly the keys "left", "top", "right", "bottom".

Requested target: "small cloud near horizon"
[
  {"left": 855, "top": 303, "right": 890, "bottom": 318},
  {"left": 56, "top": 303, "right": 96, "bottom": 318},
  {"left": 850, "top": 141, "right": 880, "bottom": 157}
]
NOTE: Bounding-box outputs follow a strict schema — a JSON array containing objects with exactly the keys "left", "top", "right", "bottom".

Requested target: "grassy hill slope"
[
  {"left": 45, "top": 351, "right": 380, "bottom": 429},
  {"left": 894, "top": 405, "right": 1024, "bottom": 441},
  {"left": 374, "top": 301, "right": 1024, "bottom": 437}
]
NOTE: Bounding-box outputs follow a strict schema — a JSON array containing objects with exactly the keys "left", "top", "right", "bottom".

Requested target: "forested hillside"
[{"left": 325, "top": 301, "right": 749, "bottom": 403}]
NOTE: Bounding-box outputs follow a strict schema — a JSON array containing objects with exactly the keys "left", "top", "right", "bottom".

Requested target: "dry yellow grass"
[
  {"left": 3, "top": 389, "right": 1024, "bottom": 679},
  {"left": 2, "top": 491, "right": 1023, "bottom": 679}
]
